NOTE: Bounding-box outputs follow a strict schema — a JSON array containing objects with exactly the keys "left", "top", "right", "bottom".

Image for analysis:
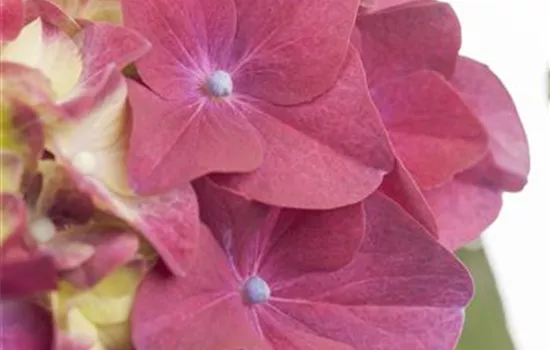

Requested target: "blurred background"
[{"left": 445, "top": 1, "right": 549, "bottom": 349}]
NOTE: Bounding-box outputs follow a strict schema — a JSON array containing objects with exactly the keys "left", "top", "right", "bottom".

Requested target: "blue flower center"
[
  {"left": 242, "top": 275, "right": 271, "bottom": 304},
  {"left": 205, "top": 70, "right": 233, "bottom": 97}
]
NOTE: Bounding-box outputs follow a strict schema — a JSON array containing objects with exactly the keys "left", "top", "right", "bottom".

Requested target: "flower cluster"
[{"left": 0, "top": 0, "right": 529, "bottom": 349}]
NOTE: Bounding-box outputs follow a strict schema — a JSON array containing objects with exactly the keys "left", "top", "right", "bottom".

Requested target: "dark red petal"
[
  {"left": 121, "top": 0, "right": 236, "bottom": 99},
  {"left": 0, "top": 300, "right": 53, "bottom": 350},
  {"left": 213, "top": 48, "right": 394, "bottom": 209},
  {"left": 423, "top": 158, "right": 503, "bottom": 250},
  {"left": 372, "top": 71, "right": 488, "bottom": 189},
  {"left": 131, "top": 226, "right": 267, "bottom": 349},
  {"left": 379, "top": 158, "right": 438, "bottom": 235},
  {"left": 127, "top": 80, "right": 263, "bottom": 194},
  {"left": 259, "top": 308, "right": 352, "bottom": 350},
  {"left": 267, "top": 192, "right": 472, "bottom": 349},
  {"left": 193, "top": 178, "right": 271, "bottom": 278},
  {"left": 231, "top": 0, "right": 358, "bottom": 105},
  {"left": 0, "top": 0, "right": 25, "bottom": 43},
  {"left": 451, "top": 57, "right": 530, "bottom": 191},
  {"left": 259, "top": 203, "right": 365, "bottom": 283},
  {"left": 0, "top": 254, "right": 58, "bottom": 299},
  {"left": 356, "top": 1, "right": 460, "bottom": 85},
  {"left": 195, "top": 178, "right": 365, "bottom": 282}
]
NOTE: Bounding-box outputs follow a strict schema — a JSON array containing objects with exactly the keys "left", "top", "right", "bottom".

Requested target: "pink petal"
[
  {"left": 195, "top": 179, "right": 365, "bottom": 281},
  {"left": 65, "top": 165, "right": 200, "bottom": 276},
  {"left": 423, "top": 158, "right": 503, "bottom": 250},
  {"left": 43, "top": 241, "right": 95, "bottom": 271},
  {"left": 121, "top": 0, "right": 237, "bottom": 100},
  {"left": 75, "top": 22, "right": 151, "bottom": 78},
  {"left": 259, "top": 308, "right": 352, "bottom": 350},
  {"left": 213, "top": 48, "right": 394, "bottom": 209},
  {"left": 267, "top": 192, "right": 472, "bottom": 349},
  {"left": 58, "top": 63, "right": 120, "bottom": 120},
  {"left": 0, "top": 300, "right": 53, "bottom": 350},
  {"left": 193, "top": 178, "right": 271, "bottom": 278},
  {"left": 127, "top": 80, "right": 264, "bottom": 194},
  {"left": 0, "top": 0, "right": 25, "bottom": 43},
  {"left": 451, "top": 57, "right": 530, "bottom": 191},
  {"left": 132, "top": 226, "right": 267, "bottom": 350},
  {"left": 372, "top": 71, "right": 488, "bottom": 189},
  {"left": 61, "top": 230, "right": 140, "bottom": 288},
  {"left": 231, "top": 0, "right": 358, "bottom": 104},
  {"left": 356, "top": 1, "right": 460, "bottom": 85},
  {"left": 26, "top": 0, "right": 81, "bottom": 36},
  {"left": 379, "top": 158, "right": 438, "bottom": 235},
  {"left": 359, "top": 0, "right": 426, "bottom": 13}
]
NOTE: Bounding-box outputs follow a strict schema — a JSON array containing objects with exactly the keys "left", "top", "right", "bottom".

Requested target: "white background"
[{"left": 446, "top": 0, "right": 550, "bottom": 349}]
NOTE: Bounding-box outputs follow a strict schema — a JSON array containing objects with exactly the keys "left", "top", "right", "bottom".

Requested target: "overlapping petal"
[
  {"left": 46, "top": 76, "right": 200, "bottom": 276},
  {"left": 122, "top": 0, "right": 393, "bottom": 208},
  {"left": 356, "top": 1, "right": 461, "bottom": 85},
  {"left": 132, "top": 185, "right": 472, "bottom": 349},
  {"left": 451, "top": 57, "right": 530, "bottom": 191},
  {"left": 371, "top": 71, "right": 488, "bottom": 189}
]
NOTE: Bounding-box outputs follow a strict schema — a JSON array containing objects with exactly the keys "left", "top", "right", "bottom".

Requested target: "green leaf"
[{"left": 456, "top": 245, "right": 515, "bottom": 350}]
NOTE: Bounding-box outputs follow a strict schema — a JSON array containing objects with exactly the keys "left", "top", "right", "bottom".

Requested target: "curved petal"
[
  {"left": 0, "top": 300, "right": 53, "bottom": 350},
  {"left": 359, "top": 0, "right": 426, "bottom": 13},
  {"left": 62, "top": 163, "right": 200, "bottom": 277},
  {"left": 259, "top": 308, "right": 352, "bottom": 350},
  {"left": 131, "top": 226, "right": 267, "bottom": 350},
  {"left": 0, "top": 0, "right": 25, "bottom": 43},
  {"left": 423, "top": 158, "right": 503, "bottom": 250},
  {"left": 75, "top": 22, "right": 151, "bottom": 79},
  {"left": 231, "top": 0, "right": 358, "bottom": 105},
  {"left": 451, "top": 57, "right": 530, "bottom": 191},
  {"left": 121, "top": 0, "right": 237, "bottom": 99},
  {"left": 127, "top": 80, "right": 264, "bottom": 195},
  {"left": 1, "top": 18, "right": 83, "bottom": 99},
  {"left": 25, "top": 0, "right": 81, "bottom": 36},
  {"left": 268, "top": 192, "right": 472, "bottom": 349},
  {"left": 372, "top": 71, "right": 488, "bottom": 189},
  {"left": 194, "top": 179, "right": 365, "bottom": 281},
  {"left": 47, "top": 71, "right": 130, "bottom": 194},
  {"left": 213, "top": 48, "right": 394, "bottom": 209},
  {"left": 60, "top": 230, "right": 140, "bottom": 288},
  {"left": 356, "top": 1, "right": 460, "bottom": 85},
  {"left": 379, "top": 158, "right": 438, "bottom": 235}
]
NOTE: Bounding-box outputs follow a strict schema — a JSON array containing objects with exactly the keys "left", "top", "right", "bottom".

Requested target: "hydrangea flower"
[
  {"left": 131, "top": 181, "right": 473, "bottom": 349},
  {"left": 0, "top": 0, "right": 531, "bottom": 349},
  {"left": 354, "top": 1, "right": 530, "bottom": 249},
  {"left": 122, "top": 0, "right": 394, "bottom": 208}
]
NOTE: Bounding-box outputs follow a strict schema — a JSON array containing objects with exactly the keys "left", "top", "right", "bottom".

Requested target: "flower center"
[
  {"left": 73, "top": 152, "right": 96, "bottom": 175},
  {"left": 242, "top": 275, "right": 270, "bottom": 305},
  {"left": 205, "top": 70, "right": 233, "bottom": 97}
]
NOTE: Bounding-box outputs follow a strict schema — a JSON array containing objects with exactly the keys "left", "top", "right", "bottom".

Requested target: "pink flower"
[
  {"left": 130, "top": 181, "right": 473, "bottom": 349},
  {"left": 355, "top": 1, "right": 530, "bottom": 249},
  {"left": 122, "top": 0, "right": 394, "bottom": 208}
]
